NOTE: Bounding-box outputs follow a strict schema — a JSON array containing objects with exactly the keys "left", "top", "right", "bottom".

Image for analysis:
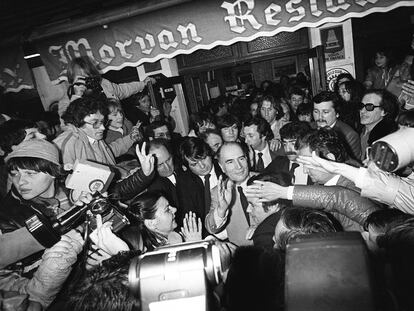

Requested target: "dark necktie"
[
  {"left": 91, "top": 140, "right": 104, "bottom": 163},
  {"left": 204, "top": 174, "right": 211, "bottom": 215},
  {"left": 237, "top": 186, "right": 250, "bottom": 226},
  {"left": 289, "top": 162, "right": 299, "bottom": 184},
  {"left": 256, "top": 152, "right": 265, "bottom": 172}
]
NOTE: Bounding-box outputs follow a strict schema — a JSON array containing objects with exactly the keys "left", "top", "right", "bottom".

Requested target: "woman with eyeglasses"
[{"left": 122, "top": 191, "right": 202, "bottom": 252}]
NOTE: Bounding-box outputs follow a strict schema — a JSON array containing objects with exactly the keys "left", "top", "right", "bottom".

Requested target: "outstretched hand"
[
  {"left": 297, "top": 151, "right": 338, "bottom": 174},
  {"left": 180, "top": 212, "right": 202, "bottom": 242},
  {"left": 245, "top": 180, "right": 288, "bottom": 202},
  {"left": 269, "top": 138, "right": 281, "bottom": 152},
  {"left": 129, "top": 121, "right": 143, "bottom": 142},
  {"left": 402, "top": 80, "right": 414, "bottom": 97},
  {"left": 72, "top": 75, "right": 87, "bottom": 97},
  {"left": 136, "top": 142, "right": 155, "bottom": 176},
  {"left": 217, "top": 175, "right": 233, "bottom": 217},
  {"left": 144, "top": 76, "right": 157, "bottom": 85}
]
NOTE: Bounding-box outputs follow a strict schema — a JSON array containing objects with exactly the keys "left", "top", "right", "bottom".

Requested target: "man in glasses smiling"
[
  {"left": 359, "top": 89, "right": 398, "bottom": 161},
  {"left": 54, "top": 96, "right": 138, "bottom": 172}
]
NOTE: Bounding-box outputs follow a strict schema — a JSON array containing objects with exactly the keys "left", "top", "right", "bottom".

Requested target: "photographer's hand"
[
  {"left": 73, "top": 191, "right": 94, "bottom": 206},
  {"left": 90, "top": 214, "right": 129, "bottom": 256},
  {"left": 86, "top": 246, "right": 111, "bottom": 270},
  {"left": 143, "top": 76, "right": 156, "bottom": 85},
  {"left": 72, "top": 75, "right": 87, "bottom": 97},
  {"left": 129, "top": 121, "right": 143, "bottom": 142},
  {"left": 136, "top": 142, "right": 154, "bottom": 176},
  {"left": 180, "top": 212, "right": 202, "bottom": 242}
]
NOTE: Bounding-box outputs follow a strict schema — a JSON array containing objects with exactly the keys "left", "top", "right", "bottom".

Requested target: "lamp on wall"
[{"left": 23, "top": 42, "right": 42, "bottom": 68}]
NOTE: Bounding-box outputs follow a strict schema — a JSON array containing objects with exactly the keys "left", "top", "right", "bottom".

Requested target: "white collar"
[
  {"left": 167, "top": 173, "right": 176, "bottom": 185},
  {"left": 200, "top": 165, "right": 217, "bottom": 179},
  {"left": 87, "top": 135, "right": 97, "bottom": 144},
  {"left": 109, "top": 126, "right": 124, "bottom": 134},
  {"left": 324, "top": 174, "right": 341, "bottom": 186},
  {"left": 254, "top": 142, "right": 269, "bottom": 154}
]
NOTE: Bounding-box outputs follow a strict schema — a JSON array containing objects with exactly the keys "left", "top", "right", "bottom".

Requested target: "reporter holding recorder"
[
  {"left": 0, "top": 139, "right": 96, "bottom": 267},
  {"left": 0, "top": 139, "right": 152, "bottom": 269}
]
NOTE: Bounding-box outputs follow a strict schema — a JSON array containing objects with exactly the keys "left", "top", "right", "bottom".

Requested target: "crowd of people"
[{"left": 0, "top": 47, "right": 413, "bottom": 311}]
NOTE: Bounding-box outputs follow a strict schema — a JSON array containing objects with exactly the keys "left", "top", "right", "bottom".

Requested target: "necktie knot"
[
  {"left": 291, "top": 162, "right": 299, "bottom": 171},
  {"left": 258, "top": 152, "right": 263, "bottom": 158}
]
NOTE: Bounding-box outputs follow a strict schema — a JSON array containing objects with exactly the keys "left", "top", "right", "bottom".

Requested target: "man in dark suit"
[
  {"left": 359, "top": 89, "right": 398, "bottom": 161},
  {"left": 264, "top": 121, "right": 312, "bottom": 185},
  {"left": 243, "top": 116, "right": 277, "bottom": 172},
  {"left": 313, "top": 91, "right": 361, "bottom": 160},
  {"left": 147, "top": 139, "right": 180, "bottom": 223},
  {"left": 176, "top": 137, "right": 223, "bottom": 235},
  {"left": 246, "top": 172, "right": 292, "bottom": 249}
]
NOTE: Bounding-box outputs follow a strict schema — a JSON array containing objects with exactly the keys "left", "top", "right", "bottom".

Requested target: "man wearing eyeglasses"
[
  {"left": 359, "top": 89, "right": 399, "bottom": 161},
  {"left": 54, "top": 96, "right": 137, "bottom": 172}
]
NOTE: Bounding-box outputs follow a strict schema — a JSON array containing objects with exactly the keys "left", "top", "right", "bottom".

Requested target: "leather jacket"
[
  {"left": 110, "top": 167, "right": 155, "bottom": 202},
  {"left": 0, "top": 187, "right": 71, "bottom": 274},
  {"left": 293, "top": 185, "right": 381, "bottom": 228}
]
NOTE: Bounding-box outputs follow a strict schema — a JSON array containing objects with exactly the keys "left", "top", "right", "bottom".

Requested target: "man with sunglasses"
[
  {"left": 54, "top": 96, "right": 138, "bottom": 174},
  {"left": 359, "top": 89, "right": 398, "bottom": 161}
]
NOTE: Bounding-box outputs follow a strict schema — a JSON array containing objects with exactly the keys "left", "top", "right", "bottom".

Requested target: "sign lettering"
[{"left": 28, "top": 0, "right": 413, "bottom": 83}]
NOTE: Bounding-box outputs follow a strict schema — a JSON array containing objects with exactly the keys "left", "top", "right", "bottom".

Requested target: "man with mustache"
[
  {"left": 264, "top": 121, "right": 311, "bottom": 185},
  {"left": 312, "top": 91, "right": 361, "bottom": 160}
]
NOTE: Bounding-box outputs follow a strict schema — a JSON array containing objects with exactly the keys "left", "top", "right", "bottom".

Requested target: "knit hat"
[{"left": 5, "top": 139, "right": 60, "bottom": 165}]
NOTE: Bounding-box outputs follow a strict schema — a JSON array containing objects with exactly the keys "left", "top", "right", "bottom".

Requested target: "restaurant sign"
[
  {"left": 0, "top": 46, "right": 35, "bottom": 93},
  {"left": 3, "top": 0, "right": 413, "bottom": 92}
]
